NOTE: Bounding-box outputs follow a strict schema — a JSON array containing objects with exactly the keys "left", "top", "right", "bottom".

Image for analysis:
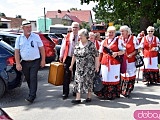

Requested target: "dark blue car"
[{"left": 0, "top": 38, "right": 23, "bottom": 98}]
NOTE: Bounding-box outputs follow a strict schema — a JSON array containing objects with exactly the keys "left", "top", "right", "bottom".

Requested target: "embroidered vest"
[
  {"left": 63, "top": 33, "right": 70, "bottom": 62},
  {"left": 95, "top": 40, "right": 100, "bottom": 50},
  {"left": 101, "top": 38, "right": 120, "bottom": 66},
  {"left": 143, "top": 36, "right": 157, "bottom": 58},
  {"left": 120, "top": 35, "right": 136, "bottom": 63}
]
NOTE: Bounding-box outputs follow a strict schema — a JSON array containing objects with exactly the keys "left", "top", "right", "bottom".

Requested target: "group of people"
[
  {"left": 14, "top": 20, "right": 160, "bottom": 104},
  {"left": 60, "top": 22, "right": 160, "bottom": 104}
]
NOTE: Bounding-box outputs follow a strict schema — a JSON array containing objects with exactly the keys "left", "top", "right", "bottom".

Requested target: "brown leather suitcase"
[{"left": 48, "top": 62, "right": 64, "bottom": 86}]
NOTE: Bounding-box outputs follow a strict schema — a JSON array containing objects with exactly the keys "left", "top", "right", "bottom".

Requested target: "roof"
[
  {"left": 46, "top": 10, "right": 92, "bottom": 23},
  {"left": 0, "top": 17, "right": 25, "bottom": 28},
  {"left": 62, "top": 14, "right": 82, "bottom": 24},
  {"left": 0, "top": 18, "right": 11, "bottom": 22}
]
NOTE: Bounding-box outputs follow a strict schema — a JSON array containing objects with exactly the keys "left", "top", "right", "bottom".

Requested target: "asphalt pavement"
[{"left": 0, "top": 65, "right": 160, "bottom": 120}]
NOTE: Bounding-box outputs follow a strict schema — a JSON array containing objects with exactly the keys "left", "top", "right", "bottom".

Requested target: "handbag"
[
  {"left": 135, "top": 52, "right": 144, "bottom": 68},
  {"left": 158, "top": 52, "right": 160, "bottom": 64},
  {"left": 158, "top": 47, "right": 160, "bottom": 64},
  {"left": 120, "top": 55, "right": 127, "bottom": 73},
  {"left": 103, "top": 46, "right": 122, "bottom": 63},
  {"left": 93, "top": 72, "right": 103, "bottom": 92}
]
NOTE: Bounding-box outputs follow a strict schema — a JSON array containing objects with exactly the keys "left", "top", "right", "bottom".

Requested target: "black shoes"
[
  {"left": 25, "top": 96, "right": 35, "bottom": 103},
  {"left": 62, "top": 94, "right": 68, "bottom": 100},
  {"left": 71, "top": 98, "right": 92, "bottom": 104},
  {"left": 124, "top": 95, "right": 130, "bottom": 98},
  {"left": 71, "top": 100, "right": 81, "bottom": 104},
  {"left": 85, "top": 98, "right": 92, "bottom": 102},
  {"left": 142, "top": 79, "right": 147, "bottom": 82}
]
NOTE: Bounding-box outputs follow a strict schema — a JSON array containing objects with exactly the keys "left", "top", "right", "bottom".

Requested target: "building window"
[{"left": 0, "top": 23, "right": 8, "bottom": 28}]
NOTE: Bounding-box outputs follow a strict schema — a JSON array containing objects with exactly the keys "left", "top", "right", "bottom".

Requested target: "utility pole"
[{"left": 44, "top": 7, "right": 46, "bottom": 32}]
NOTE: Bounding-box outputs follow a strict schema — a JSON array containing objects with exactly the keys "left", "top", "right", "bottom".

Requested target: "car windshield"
[
  {"left": 0, "top": 40, "right": 14, "bottom": 54},
  {"left": 49, "top": 27, "right": 68, "bottom": 34}
]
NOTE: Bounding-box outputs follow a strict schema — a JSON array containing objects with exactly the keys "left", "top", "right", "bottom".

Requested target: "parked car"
[
  {"left": 0, "top": 32, "right": 17, "bottom": 47},
  {"left": 0, "top": 38, "right": 23, "bottom": 98},
  {"left": 0, "top": 32, "right": 56, "bottom": 63},
  {"left": 48, "top": 33, "right": 61, "bottom": 45},
  {"left": 37, "top": 33, "right": 57, "bottom": 63},
  {"left": 48, "top": 33, "right": 65, "bottom": 61}
]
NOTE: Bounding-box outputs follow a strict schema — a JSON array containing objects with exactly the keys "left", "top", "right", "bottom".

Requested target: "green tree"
[
  {"left": 70, "top": 8, "right": 78, "bottom": 11},
  {"left": 153, "top": 19, "right": 160, "bottom": 37},
  {"left": 16, "top": 15, "right": 22, "bottom": 18},
  {"left": 0, "top": 12, "right": 6, "bottom": 17},
  {"left": 80, "top": 22, "right": 91, "bottom": 31},
  {"left": 80, "top": 0, "right": 160, "bottom": 34}
]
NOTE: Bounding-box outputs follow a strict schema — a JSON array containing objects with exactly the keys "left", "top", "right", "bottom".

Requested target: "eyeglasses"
[
  {"left": 73, "top": 27, "right": 78, "bottom": 28},
  {"left": 67, "top": 31, "right": 72, "bottom": 33},
  {"left": 31, "top": 41, "right": 34, "bottom": 47},
  {"left": 148, "top": 31, "right": 153, "bottom": 33}
]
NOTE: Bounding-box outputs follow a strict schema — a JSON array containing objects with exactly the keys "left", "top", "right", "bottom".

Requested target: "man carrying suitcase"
[{"left": 59, "top": 22, "right": 79, "bottom": 99}]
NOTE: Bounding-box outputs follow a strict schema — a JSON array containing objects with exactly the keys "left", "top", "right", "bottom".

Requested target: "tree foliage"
[
  {"left": 70, "top": 8, "right": 78, "bottom": 11},
  {"left": 16, "top": 15, "right": 22, "bottom": 18},
  {"left": 80, "top": 0, "right": 160, "bottom": 34},
  {"left": 80, "top": 22, "right": 91, "bottom": 31},
  {"left": 0, "top": 12, "right": 6, "bottom": 17}
]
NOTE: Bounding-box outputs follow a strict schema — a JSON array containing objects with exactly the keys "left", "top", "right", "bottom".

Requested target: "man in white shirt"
[
  {"left": 15, "top": 20, "right": 45, "bottom": 103},
  {"left": 59, "top": 22, "right": 79, "bottom": 99}
]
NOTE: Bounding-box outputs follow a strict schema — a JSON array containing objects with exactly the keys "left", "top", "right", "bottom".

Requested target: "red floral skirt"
[
  {"left": 94, "top": 83, "right": 121, "bottom": 100},
  {"left": 120, "top": 78, "right": 135, "bottom": 97}
]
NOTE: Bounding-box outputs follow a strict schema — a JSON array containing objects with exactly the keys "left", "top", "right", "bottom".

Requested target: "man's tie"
[{"left": 73, "top": 35, "right": 76, "bottom": 41}]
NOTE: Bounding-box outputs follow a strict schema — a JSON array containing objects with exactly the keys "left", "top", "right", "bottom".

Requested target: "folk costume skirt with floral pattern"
[
  {"left": 121, "top": 61, "right": 136, "bottom": 97},
  {"left": 95, "top": 64, "right": 121, "bottom": 100},
  {"left": 73, "top": 40, "right": 99, "bottom": 94},
  {"left": 143, "top": 57, "right": 160, "bottom": 84}
]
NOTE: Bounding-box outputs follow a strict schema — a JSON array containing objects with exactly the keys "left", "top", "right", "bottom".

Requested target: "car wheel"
[{"left": 0, "top": 78, "right": 6, "bottom": 98}]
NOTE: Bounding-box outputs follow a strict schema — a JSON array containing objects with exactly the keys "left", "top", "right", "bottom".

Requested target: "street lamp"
[{"left": 44, "top": 7, "right": 46, "bottom": 32}]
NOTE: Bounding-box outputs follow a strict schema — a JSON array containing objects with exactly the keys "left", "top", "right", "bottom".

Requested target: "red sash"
[
  {"left": 95, "top": 40, "right": 100, "bottom": 50},
  {"left": 63, "top": 33, "right": 70, "bottom": 63}
]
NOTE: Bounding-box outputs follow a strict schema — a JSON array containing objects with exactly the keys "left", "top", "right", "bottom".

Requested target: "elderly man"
[
  {"left": 15, "top": 20, "right": 45, "bottom": 103},
  {"left": 59, "top": 22, "right": 79, "bottom": 99}
]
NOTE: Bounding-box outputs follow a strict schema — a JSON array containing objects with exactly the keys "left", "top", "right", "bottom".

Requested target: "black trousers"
[
  {"left": 21, "top": 59, "right": 40, "bottom": 98},
  {"left": 63, "top": 56, "right": 76, "bottom": 95}
]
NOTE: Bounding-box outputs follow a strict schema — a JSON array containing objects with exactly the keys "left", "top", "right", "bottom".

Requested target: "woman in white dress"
[
  {"left": 95, "top": 26, "right": 125, "bottom": 100},
  {"left": 139, "top": 26, "right": 160, "bottom": 85},
  {"left": 119, "top": 25, "right": 139, "bottom": 98}
]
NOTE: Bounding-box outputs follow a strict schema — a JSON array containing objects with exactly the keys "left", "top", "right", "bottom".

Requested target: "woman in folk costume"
[
  {"left": 95, "top": 26, "right": 125, "bottom": 100},
  {"left": 95, "top": 32, "right": 102, "bottom": 42},
  {"left": 89, "top": 32, "right": 101, "bottom": 50},
  {"left": 139, "top": 26, "right": 160, "bottom": 85},
  {"left": 137, "top": 31, "right": 145, "bottom": 43},
  {"left": 119, "top": 25, "right": 139, "bottom": 98}
]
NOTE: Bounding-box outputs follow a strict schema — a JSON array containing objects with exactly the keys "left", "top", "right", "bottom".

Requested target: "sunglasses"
[
  {"left": 148, "top": 31, "right": 153, "bottom": 33},
  {"left": 67, "top": 31, "right": 72, "bottom": 33}
]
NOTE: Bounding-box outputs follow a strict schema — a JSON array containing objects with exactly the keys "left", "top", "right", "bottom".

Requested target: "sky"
[{"left": 0, "top": 0, "right": 97, "bottom": 20}]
